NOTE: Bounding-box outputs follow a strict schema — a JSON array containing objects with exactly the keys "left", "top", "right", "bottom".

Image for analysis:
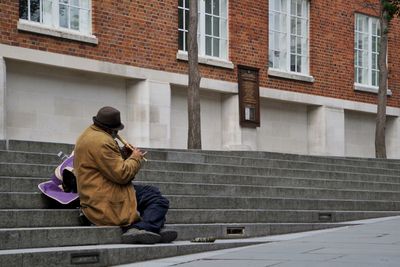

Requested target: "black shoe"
[
  {"left": 121, "top": 228, "right": 161, "bottom": 244},
  {"left": 159, "top": 230, "right": 178, "bottom": 243}
]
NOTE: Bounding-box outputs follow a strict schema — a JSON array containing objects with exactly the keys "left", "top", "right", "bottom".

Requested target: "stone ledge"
[
  {"left": 176, "top": 51, "right": 234, "bottom": 69},
  {"left": 268, "top": 68, "right": 315, "bottom": 83},
  {"left": 354, "top": 83, "right": 392, "bottom": 96},
  {"left": 17, "top": 20, "right": 98, "bottom": 45}
]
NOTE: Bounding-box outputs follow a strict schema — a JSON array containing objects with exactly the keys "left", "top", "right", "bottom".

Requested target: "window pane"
[
  {"left": 179, "top": 31, "right": 184, "bottom": 50},
  {"left": 185, "top": 0, "right": 189, "bottom": 8},
  {"left": 213, "top": 17, "right": 219, "bottom": 36},
  {"left": 206, "top": 15, "right": 212, "bottom": 35},
  {"left": 178, "top": 8, "right": 184, "bottom": 29},
  {"left": 81, "top": 0, "right": 90, "bottom": 9},
  {"left": 297, "top": 0, "right": 302, "bottom": 16},
  {"left": 220, "top": 0, "right": 227, "bottom": 17},
  {"left": 179, "top": 0, "right": 183, "bottom": 7},
  {"left": 206, "top": 36, "right": 212, "bottom": 55},
  {"left": 297, "top": 37, "right": 302, "bottom": 54},
  {"left": 60, "top": 0, "right": 68, "bottom": 4},
  {"left": 59, "top": 4, "right": 69, "bottom": 28},
  {"left": 185, "top": 10, "right": 189, "bottom": 30},
  {"left": 213, "top": 0, "right": 219, "bottom": 16},
  {"left": 205, "top": 0, "right": 212, "bottom": 14},
  {"left": 220, "top": 39, "right": 227, "bottom": 59},
  {"left": 43, "top": 0, "right": 53, "bottom": 26},
  {"left": 213, "top": 38, "right": 219, "bottom": 57},
  {"left": 290, "top": 17, "right": 296, "bottom": 34},
  {"left": 19, "top": 0, "right": 28, "bottom": 19},
  {"left": 290, "top": 36, "right": 296, "bottom": 53},
  {"left": 70, "top": 7, "right": 79, "bottom": 30},
  {"left": 297, "top": 55, "right": 301, "bottom": 72},
  {"left": 71, "top": 0, "right": 79, "bottom": 6},
  {"left": 30, "top": 0, "right": 41, "bottom": 22},
  {"left": 220, "top": 19, "right": 227, "bottom": 38},
  {"left": 290, "top": 0, "right": 296, "bottom": 15},
  {"left": 80, "top": 8, "right": 89, "bottom": 33},
  {"left": 290, "top": 55, "right": 296, "bottom": 71}
]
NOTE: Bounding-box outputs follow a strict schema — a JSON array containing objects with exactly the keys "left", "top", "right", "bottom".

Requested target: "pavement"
[{"left": 115, "top": 216, "right": 400, "bottom": 267}]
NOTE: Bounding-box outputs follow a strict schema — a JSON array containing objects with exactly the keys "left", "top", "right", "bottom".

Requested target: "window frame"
[
  {"left": 268, "top": 0, "right": 311, "bottom": 77},
  {"left": 178, "top": 0, "right": 229, "bottom": 61},
  {"left": 19, "top": 0, "right": 94, "bottom": 39},
  {"left": 354, "top": 13, "right": 381, "bottom": 89}
]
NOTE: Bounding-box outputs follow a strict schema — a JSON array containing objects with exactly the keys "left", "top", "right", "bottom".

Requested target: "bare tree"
[
  {"left": 375, "top": 0, "right": 400, "bottom": 158},
  {"left": 359, "top": 1, "right": 400, "bottom": 158},
  {"left": 187, "top": 0, "right": 202, "bottom": 149}
]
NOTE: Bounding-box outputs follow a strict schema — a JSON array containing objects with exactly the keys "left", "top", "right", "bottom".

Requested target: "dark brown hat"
[{"left": 93, "top": 106, "right": 124, "bottom": 130}]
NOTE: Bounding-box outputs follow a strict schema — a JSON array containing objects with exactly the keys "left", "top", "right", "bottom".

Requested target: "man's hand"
[{"left": 131, "top": 147, "right": 147, "bottom": 161}]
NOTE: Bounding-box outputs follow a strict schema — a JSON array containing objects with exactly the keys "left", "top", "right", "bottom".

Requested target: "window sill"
[
  {"left": 17, "top": 20, "right": 98, "bottom": 45},
  {"left": 176, "top": 51, "right": 234, "bottom": 69},
  {"left": 268, "top": 68, "right": 315, "bottom": 83},
  {"left": 354, "top": 83, "right": 392, "bottom": 96}
]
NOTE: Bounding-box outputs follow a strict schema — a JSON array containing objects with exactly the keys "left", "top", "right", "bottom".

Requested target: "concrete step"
[
  {"left": 6, "top": 140, "right": 74, "bottom": 154},
  {"left": 142, "top": 160, "right": 400, "bottom": 180},
  {"left": 139, "top": 181, "right": 400, "bottom": 201},
  {"left": 136, "top": 170, "right": 400, "bottom": 191},
  {"left": 3, "top": 161, "right": 400, "bottom": 185},
  {"left": 0, "top": 240, "right": 262, "bottom": 267},
  {"left": 0, "top": 177, "right": 48, "bottom": 192},
  {"left": 0, "top": 150, "right": 60, "bottom": 165},
  {"left": 2, "top": 172, "right": 400, "bottom": 194},
  {"left": 3, "top": 149, "right": 400, "bottom": 178},
  {"left": 3, "top": 192, "right": 400, "bottom": 211},
  {"left": 1, "top": 209, "right": 398, "bottom": 228},
  {"left": 139, "top": 163, "right": 400, "bottom": 184},
  {"left": 0, "top": 222, "right": 350, "bottom": 250},
  {"left": 150, "top": 151, "right": 400, "bottom": 174}
]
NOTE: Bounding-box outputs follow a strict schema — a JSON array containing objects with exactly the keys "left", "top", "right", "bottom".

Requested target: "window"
[
  {"left": 354, "top": 14, "right": 380, "bottom": 87},
  {"left": 269, "top": 0, "right": 309, "bottom": 74},
  {"left": 19, "top": 0, "right": 91, "bottom": 35},
  {"left": 178, "top": 0, "right": 228, "bottom": 60}
]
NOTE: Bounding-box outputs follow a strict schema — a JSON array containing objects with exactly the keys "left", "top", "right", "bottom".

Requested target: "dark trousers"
[{"left": 130, "top": 184, "right": 169, "bottom": 233}]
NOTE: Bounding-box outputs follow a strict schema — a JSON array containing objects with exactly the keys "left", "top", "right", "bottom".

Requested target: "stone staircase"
[{"left": 1, "top": 140, "right": 400, "bottom": 266}]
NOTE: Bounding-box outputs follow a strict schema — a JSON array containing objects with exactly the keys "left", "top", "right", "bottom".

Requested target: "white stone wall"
[
  {"left": 257, "top": 99, "right": 308, "bottom": 154},
  {"left": 170, "top": 86, "right": 222, "bottom": 150},
  {"left": 344, "top": 110, "right": 376, "bottom": 157},
  {"left": 6, "top": 60, "right": 127, "bottom": 144}
]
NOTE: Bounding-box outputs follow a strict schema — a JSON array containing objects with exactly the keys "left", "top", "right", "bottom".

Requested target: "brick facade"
[{"left": 1, "top": 0, "right": 399, "bottom": 106}]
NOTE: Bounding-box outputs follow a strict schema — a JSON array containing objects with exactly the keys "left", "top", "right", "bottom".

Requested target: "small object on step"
[{"left": 190, "top": 237, "right": 216, "bottom": 243}]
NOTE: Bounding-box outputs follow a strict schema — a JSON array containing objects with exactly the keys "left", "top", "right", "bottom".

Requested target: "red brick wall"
[{"left": 1, "top": 0, "right": 399, "bottom": 107}]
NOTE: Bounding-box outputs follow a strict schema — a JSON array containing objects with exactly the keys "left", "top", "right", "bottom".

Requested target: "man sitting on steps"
[{"left": 74, "top": 106, "right": 177, "bottom": 244}]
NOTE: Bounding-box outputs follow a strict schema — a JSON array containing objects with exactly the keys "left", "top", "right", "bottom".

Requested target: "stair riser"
[
  {"left": 2, "top": 194, "right": 400, "bottom": 211},
  {"left": 0, "top": 151, "right": 60, "bottom": 165},
  {"left": 0, "top": 210, "right": 398, "bottom": 228},
  {"left": 143, "top": 182, "right": 400, "bottom": 201},
  {"left": 2, "top": 175, "right": 400, "bottom": 193},
  {"left": 2, "top": 163, "right": 400, "bottom": 185},
  {"left": 0, "top": 242, "right": 255, "bottom": 267},
  {"left": 0, "top": 223, "right": 347, "bottom": 250},
  {"left": 137, "top": 172, "right": 400, "bottom": 191},
  {"left": 3, "top": 150, "right": 400, "bottom": 177},
  {"left": 0, "top": 177, "right": 48, "bottom": 192}
]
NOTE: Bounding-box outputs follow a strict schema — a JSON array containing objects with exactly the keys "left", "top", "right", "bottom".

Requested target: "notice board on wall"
[{"left": 238, "top": 65, "right": 260, "bottom": 128}]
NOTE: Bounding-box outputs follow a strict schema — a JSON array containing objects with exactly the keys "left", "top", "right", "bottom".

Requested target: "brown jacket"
[{"left": 74, "top": 125, "right": 142, "bottom": 226}]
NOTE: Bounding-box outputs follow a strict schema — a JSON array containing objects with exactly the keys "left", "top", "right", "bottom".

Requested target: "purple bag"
[{"left": 38, "top": 151, "right": 79, "bottom": 205}]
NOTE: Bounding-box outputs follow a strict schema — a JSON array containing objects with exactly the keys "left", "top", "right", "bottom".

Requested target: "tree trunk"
[
  {"left": 187, "top": 0, "right": 202, "bottom": 149},
  {"left": 375, "top": 5, "right": 389, "bottom": 158}
]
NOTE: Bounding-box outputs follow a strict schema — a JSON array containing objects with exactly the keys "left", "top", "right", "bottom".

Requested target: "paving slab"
[{"left": 117, "top": 216, "right": 400, "bottom": 267}]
